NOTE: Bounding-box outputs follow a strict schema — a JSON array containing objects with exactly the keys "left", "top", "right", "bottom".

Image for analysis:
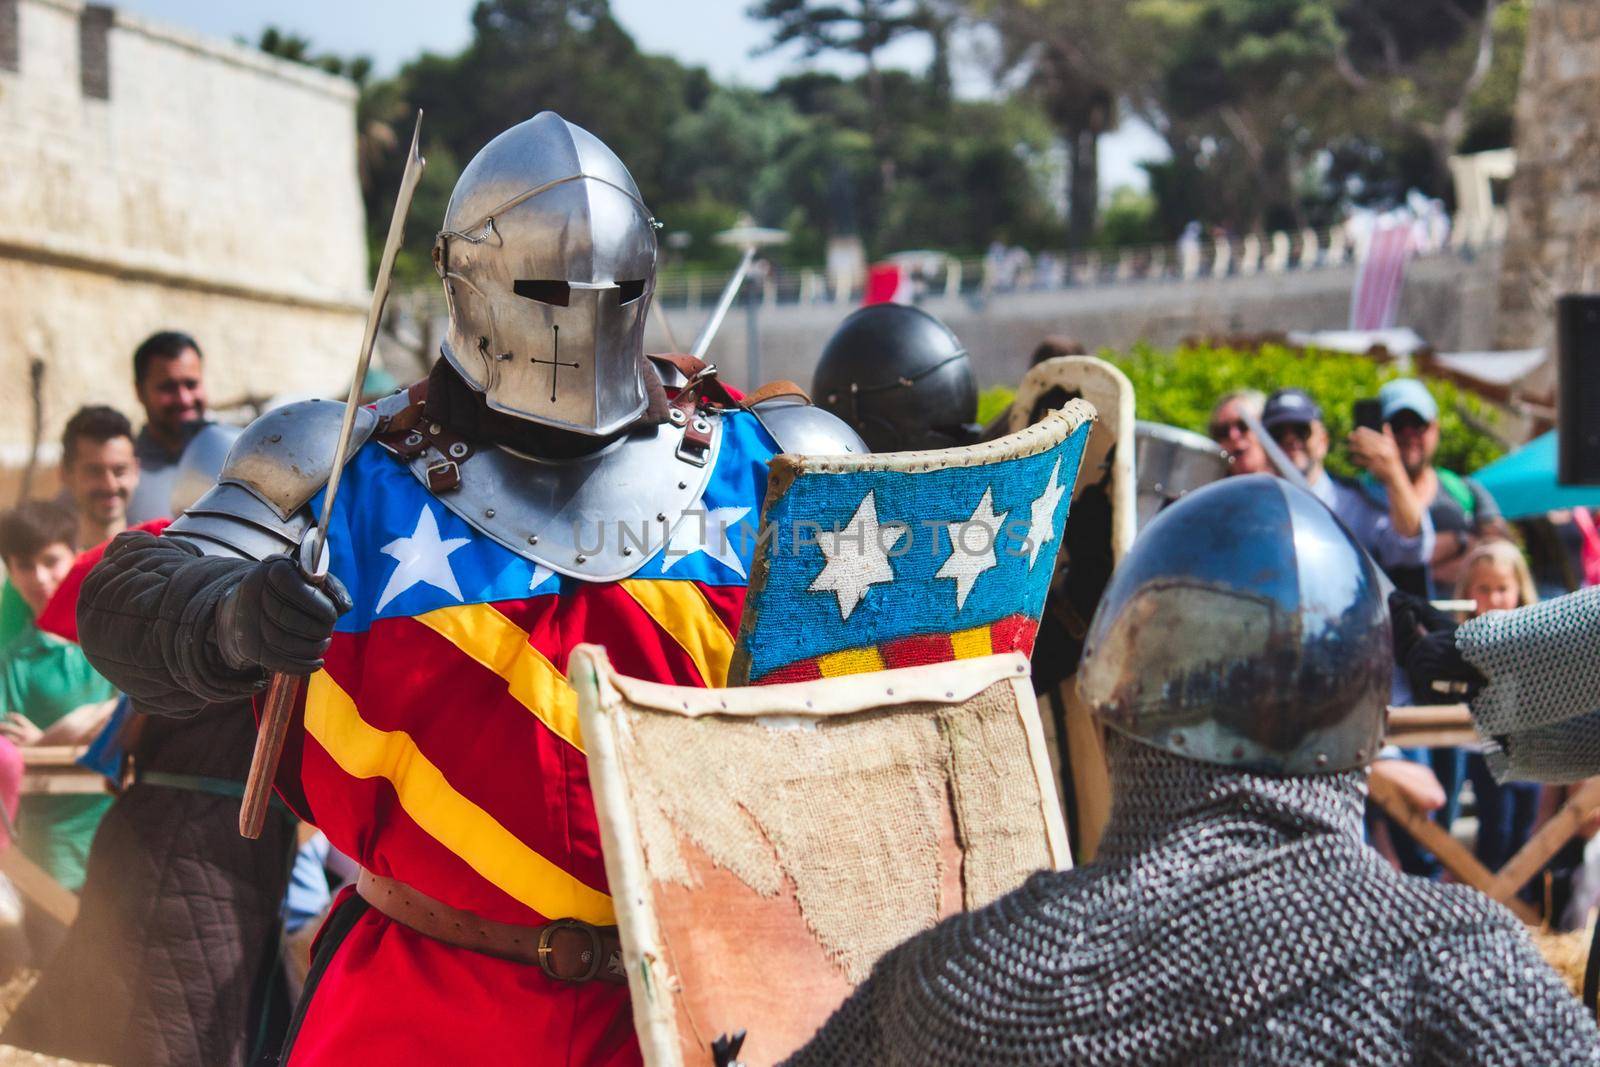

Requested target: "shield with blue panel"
[{"left": 728, "top": 399, "right": 1097, "bottom": 686}]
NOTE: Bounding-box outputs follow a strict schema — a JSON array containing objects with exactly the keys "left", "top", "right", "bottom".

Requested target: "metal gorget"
[{"left": 394, "top": 416, "right": 724, "bottom": 582}]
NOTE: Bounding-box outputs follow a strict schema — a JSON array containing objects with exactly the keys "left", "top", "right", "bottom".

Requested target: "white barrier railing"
[{"left": 392, "top": 212, "right": 1507, "bottom": 319}]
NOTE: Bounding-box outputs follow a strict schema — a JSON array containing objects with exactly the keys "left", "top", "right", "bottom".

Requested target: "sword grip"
[{"left": 239, "top": 670, "right": 303, "bottom": 839}]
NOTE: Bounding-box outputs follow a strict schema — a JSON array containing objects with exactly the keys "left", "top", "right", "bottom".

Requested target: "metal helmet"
[
  {"left": 811, "top": 304, "right": 978, "bottom": 452},
  {"left": 1077, "top": 474, "right": 1389, "bottom": 775},
  {"left": 169, "top": 422, "right": 243, "bottom": 516},
  {"left": 1133, "top": 421, "right": 1229, "bottom": 530},
  {"left": 434, "top": 112, "right": 657, "bottom": 436}
]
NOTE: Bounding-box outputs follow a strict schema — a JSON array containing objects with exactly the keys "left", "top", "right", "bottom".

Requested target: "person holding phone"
[
  {"left": 1375, "top": 379, "right": 1509, "bottom": 591},
  {"left": 1260, "top": 387, "right": 1432, "bottom": 576}
]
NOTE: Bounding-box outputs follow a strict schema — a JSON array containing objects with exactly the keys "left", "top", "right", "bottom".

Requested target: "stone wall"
[
  {"left": 1495, "top": 0, "right": 1600, "bottom": 352},
  {"left": 0, "top": 0, "right": 368, "bottom": 465},
  {"left": 664, "top": 250, "right": 1503, "bottom": 394}
]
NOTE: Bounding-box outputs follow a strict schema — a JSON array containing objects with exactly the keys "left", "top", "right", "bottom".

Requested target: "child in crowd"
[
  {"left": 0, "top": 502, "right": 117, "bottom": 903},
  {"left": 1457, "top": 541, "right": 1543, "bottom": 873}
]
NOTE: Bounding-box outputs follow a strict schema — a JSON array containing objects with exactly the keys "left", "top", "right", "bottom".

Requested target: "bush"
[
  {"left": 1104, "top": 342, "right": 1505, "bottom": 480},
  {"left": 977, "top": 385, "right": 1016, "bottom": 427},
  {"left": 979, "top": 343, "right": 1505, "bottom": 479}
]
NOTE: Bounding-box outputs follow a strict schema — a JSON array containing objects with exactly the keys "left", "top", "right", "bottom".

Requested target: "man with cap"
[
  {"left": 1378, "top": 378, "right": 1507, "bottom": 590},
  {"left": 783, "top": 476, "right": 1598, "bottom": 1066},
  {"left": 1261, "top": 386, "right": 1432, "bottom": 577}
]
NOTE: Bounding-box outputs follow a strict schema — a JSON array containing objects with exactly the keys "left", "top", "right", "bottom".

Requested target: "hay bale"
[{"left": 1532, "top": 924, "right": 1593, "bottom": 1000}]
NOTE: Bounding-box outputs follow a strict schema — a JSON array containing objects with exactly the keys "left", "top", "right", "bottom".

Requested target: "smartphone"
[{"left": 1353, "top": 398, "right": 1383, "bottom": 433}]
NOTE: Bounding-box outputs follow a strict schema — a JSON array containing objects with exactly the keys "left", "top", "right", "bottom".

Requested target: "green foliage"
[
  {"left": 1103, "top": 342, "right": 1505, "bottom": 477},
  {"left": 977, "top": 385, "right": 1016, "bottom": 426},
  {"left": 1095, "top": 187, "right": 1161, "bottom": 250}
]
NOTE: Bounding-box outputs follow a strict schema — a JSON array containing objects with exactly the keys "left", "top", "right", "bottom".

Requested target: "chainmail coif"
[{"left": 784, "top": 735, "right": 1600, "bottom": 1066}]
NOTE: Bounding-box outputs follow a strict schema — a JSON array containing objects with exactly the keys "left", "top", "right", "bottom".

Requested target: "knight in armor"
[
  {"left": 811, "top": 303, "right": 980, "bottom": 452},
  {"left": 65, "top": 112, "right": 862, "bottom": 1066},
  {"left": 787, "top": 475, "right": 1599, "bottom": 1066}
]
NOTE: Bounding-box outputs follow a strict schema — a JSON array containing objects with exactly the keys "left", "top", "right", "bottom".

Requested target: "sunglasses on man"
[
  {"left": 1267, "top": 421, "right": 1312, "bottom": 444},
  {"left": 1208, "top": 418, "right": 1250, "bottom": 441}
]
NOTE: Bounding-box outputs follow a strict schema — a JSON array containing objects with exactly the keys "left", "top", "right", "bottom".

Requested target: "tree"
[
  {"left": 972, "top": 2, "right": 1144, "bottom": 246},
  {"left": 1331, "top": 0, "right": 1508, "bottom": 201},
  {"left": 750, "top": 0, "right": 927, "bottom": 116}
]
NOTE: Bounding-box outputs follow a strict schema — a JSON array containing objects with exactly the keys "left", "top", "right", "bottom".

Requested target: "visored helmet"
[
  {"left": 811, "top": 304, "right": 978, "bottom": 452},
  {"left": 1077, "top": 474, "right": 1389, "bottom": 775},
  {"left": 434, "top": 112, "right": 657, "bottom": 436}
]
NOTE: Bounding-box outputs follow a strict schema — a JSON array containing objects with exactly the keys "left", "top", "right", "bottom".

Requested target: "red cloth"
[
  {"left": 0, "top": 739, "right": 22, "bottom": 850},
  {"left": 37, "top": 519, "right": 171, "bottom": 643},
  {"left": 290, "top": 892, "right": 637, "bottom": 1066},
  {"left": 1572, "top": 507, "right": 1600, "bottom": 588},
  {"left": 863, "top": 262, "right": 911, "bottom": 305}
]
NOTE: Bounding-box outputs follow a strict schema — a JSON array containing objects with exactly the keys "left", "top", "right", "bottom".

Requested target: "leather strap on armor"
[
  {"left": 373, "top": 380, "right": 475, "bottom": 492},
  {"left": 355, "top": 869, "right": 626, "bottom": 984}
]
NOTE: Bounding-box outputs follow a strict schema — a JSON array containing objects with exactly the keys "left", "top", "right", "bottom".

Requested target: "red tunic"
[{"left": 274, "top": 414, "right": 774, "bottom": 1064}]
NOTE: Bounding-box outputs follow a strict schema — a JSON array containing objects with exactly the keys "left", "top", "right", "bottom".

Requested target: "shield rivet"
[
  {"left": 622, "top": 546, "right": 633, "bottom": 556},
  {"left": 656, "top": 512, "right": 666, "bottom": 522},
  {"left": 527, "top": 535, "right": 538, "bottom": 545},
  {"left": 576, "top": 554, "right": 588, "bottom": 564},
  {"left": 1172, "top": 732, "right": 1186, "bottom": 746},
  {"left": 1315, "top": 753, "right": 1329, "bottom": 767},
  {"left": 449, "top": 442, "right": 469, "bottom": 459},
  {"left": 485, "top": 509, "right": 496, "bottom": 519},
  {"left": 678, "top": 481, "right": 687, "bottom": 490}
]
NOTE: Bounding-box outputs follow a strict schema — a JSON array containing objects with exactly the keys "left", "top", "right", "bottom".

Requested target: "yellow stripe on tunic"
[
  {"left": 414, "top": 602, "right": 583, "bottom": 753},
  {"left": 303, "top": 669, "right": 615, "bottom": 926},
  {"left": 620, "top": 578, "right": 737, "bottom": 687}
]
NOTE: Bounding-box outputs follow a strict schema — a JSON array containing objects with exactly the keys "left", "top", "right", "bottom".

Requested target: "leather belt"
[{"left": 355, "top": 869, "right": 626, "bottom": 985}]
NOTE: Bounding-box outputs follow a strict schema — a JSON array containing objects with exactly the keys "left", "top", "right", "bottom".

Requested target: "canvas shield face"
[
  {"left": 569, "top": 645, "right": 1070, "bottom": 1067},
  {"left": 728, "top": 400, "right": 1095, "bottom": 686}
]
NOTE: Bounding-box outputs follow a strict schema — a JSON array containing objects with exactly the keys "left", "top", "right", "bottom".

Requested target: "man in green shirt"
[{"left": 0, "top": 502, "right": 116, "bottom": 896}]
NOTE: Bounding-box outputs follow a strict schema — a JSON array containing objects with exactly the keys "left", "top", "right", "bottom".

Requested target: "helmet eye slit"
[
  {"left": 513, "top": 279, "right": 571, "bottom": 307},
  {"left": 617, "top": 279, "right": 646, "bottom": 305}
]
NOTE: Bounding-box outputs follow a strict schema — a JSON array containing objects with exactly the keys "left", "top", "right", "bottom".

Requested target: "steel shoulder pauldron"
[
  {"left": 166, "top": 399, "right": 379, "bottom": 561},
  {"left": 372, "top": 369, "right": 866, "bottom": 583}
]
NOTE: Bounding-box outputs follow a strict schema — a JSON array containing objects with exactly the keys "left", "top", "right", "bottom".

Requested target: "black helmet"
[{"left": 811, "top": 304, "right": 979, "bottom": 452}]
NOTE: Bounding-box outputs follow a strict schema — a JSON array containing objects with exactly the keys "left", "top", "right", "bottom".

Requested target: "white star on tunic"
[
  {"left": 936, "top": 487, "right": 1008, "bottom": 611},
  {"left": 528, "top": 562, "right": 556, "bottom": 593},
  {"left": 374, "top": 505, "right": 471, "bottom": 613},
  {"left": 661, "top": 505, "right": 754, "bottom": 579},
  {"left": 1025, "top": 457, "right": 1068, "bottom": 569},
  {"left": 808, "top": 491, "right": 906, "bottom": 621}
]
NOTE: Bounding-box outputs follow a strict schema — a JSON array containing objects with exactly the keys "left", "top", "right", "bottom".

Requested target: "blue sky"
[{"left": 113, "top": 0, "right": 1166, "bottom": 192}]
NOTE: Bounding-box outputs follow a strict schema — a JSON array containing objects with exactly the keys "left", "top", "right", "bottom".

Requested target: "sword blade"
[
  {"left": 313, "top": 110, "right": 427, "bottom": 555},
  {"left": 689, "top": 246, "right": 757, "bottom": 360}
]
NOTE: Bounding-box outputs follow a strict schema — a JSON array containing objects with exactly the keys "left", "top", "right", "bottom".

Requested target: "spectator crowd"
[{"left": 1206, "top": 374, "right": 1595, "bottom": 918}]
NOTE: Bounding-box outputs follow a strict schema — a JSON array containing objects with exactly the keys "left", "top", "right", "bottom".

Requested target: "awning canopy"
[{"left": 1473, "top": 431, "right": 1600, "bottom": 519}]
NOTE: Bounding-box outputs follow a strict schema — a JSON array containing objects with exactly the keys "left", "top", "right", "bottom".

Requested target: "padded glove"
[{"left": 215, "top": 555, "right": 352, "bottom": 676}]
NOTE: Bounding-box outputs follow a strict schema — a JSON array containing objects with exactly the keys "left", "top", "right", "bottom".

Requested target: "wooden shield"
[
  {"left": 570, "top": 645, "right": 1070, "bottom": 1067},
  {"left": 1005, "top": 357, "right": 1136, "bottom": 862}
]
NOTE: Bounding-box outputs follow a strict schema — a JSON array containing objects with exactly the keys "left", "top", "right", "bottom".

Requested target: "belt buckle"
[{"left": 536, "top": 918, "right": 603, "bottom": 983}]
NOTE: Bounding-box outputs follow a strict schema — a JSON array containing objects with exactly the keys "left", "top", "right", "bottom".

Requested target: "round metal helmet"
[
  {"left": 169, "top": 422, "right": 243, "bottom": 516},
  {"left": 811, "top": 304, "right": 978, "bottom": 452},
  {"left": 1077, "top": 474, "right": 1389, "bottom": 775},
  {"left": 434, "top": 111, "right": 657, "bottom": 436}
]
